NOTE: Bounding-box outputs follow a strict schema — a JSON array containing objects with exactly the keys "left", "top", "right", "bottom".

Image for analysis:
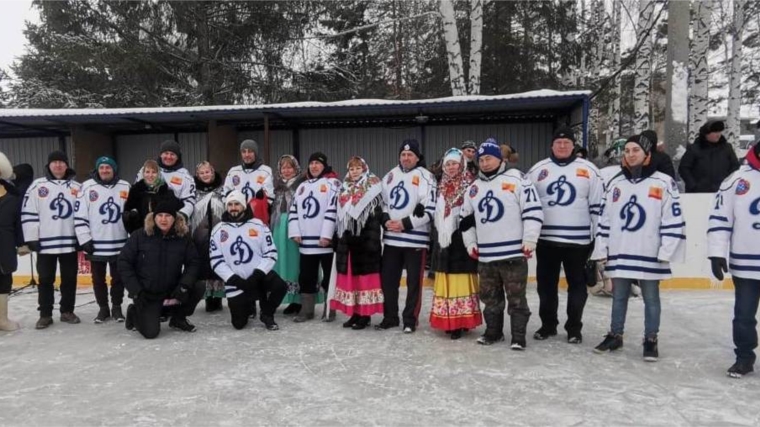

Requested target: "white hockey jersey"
[
  {"left": 288, "top": 177, "right": 340, "bottom": 255},
  {"left": 74, "top": 178, "right": 131, "bottom": 258},
  {"left": 135, "top": 165, "right": 196, "bottom": 219},
  {"left": 706, "top": 166, "right": 760, "bottom": 280},
  {"left": 210, "top": 218, "right": 277, "bottom": 298},
  {"left": 461, "top": 165, "right": 544, "bottom": 263},
  {"left": 22, "top": 177, "right": 82, "bottom": 254},
  {"left": 591, "top": 171, "right": 686, "bottom": 280},
  {"left": 381, "top": 165, "right": 437, "bottom": 249},
  {"left": 223, "top": 164, "right": 275, "bottom": 205},
  {"left": 527, "top": 158, "right": 603, "bottom": 245},
  {"left": 600, "top": 165, "right": 623, "bottom": 191}
]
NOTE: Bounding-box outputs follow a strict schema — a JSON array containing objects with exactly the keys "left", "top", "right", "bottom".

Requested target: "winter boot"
[
  {"left": 283, "top": 303, "right": 301, "bottom": 315},
  {"left": 205, "top": 297, "right": 222, "bottom": 312},
  {"left": 727, "top": 361, "right": 754, "bottom": 379},
  {"left": 60, "top": 312, "right": 81, "bottom": 324},
  {"left": 450, "top": 329, "right": 464, "bottom": 340},
  {"left": 260, "top": 315, "right": 280, "bottom": 331},
  {"left": 374, "top": 317, "right": 400, "bottom": 330},
  {"left": 643, "top": 336, "right": 659, "bottom": 362},
  {"left": 594, "top": 333, "right": 624, "bottom": 353},
  {"left": 322, "top": 308, "right": 336, "bottom": 323},
  {"left": 111, "top": 305, "right": 125, "bottom": 323},
  {"left": 352, "top": 316, "right": 371, "bottom": 330},
  {"left": 293, "top": 294, "right": 316, "bottom": 323},
  {"left": 35, "top": 316, "right": 53, "bottom": 330},
  {"left": 478, "top": 311, "right": 505, "bottom": 345},
  {"left": 125, "top": 304, "right": 136, "bottom": 331},
  {"left": 0, "top": 294, "right": 20, "bottom": 331},
  {"left": 343, "top": 314, "right": 361, "bottom": 328},
  {"left": 94, "top": 306, "right": 111, "bottom": 324},
  {"left": 169, "top": 316, "right": 197, "bottom": 332},
  {"left": 533, "top": 326, "right": 557, "bottom": 341},
  {"left": 510, "top": 338, "right": 526, "bottom": 351},
  {"left": 249, "top": 300, "right": 258, "bottom": 319}
]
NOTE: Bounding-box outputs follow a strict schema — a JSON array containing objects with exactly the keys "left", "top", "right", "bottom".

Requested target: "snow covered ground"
[{"left": 1, "top": 286, "right": 758, "bottom": 426}]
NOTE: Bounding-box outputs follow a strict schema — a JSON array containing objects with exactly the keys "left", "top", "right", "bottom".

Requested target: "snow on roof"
[{"left": 0, "top": 90, "right": 590, "bottom": 119}]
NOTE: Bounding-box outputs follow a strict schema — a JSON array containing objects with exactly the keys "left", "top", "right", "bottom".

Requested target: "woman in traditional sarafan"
[
  {"left": 331, "top": 157, "right": 384, "bottom": 330},
  {"left": 430, "top": 148, "right": 482, "bottom": 339}
]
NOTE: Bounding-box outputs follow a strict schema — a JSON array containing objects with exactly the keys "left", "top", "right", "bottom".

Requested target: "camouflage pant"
[{"left": 478, "top": 258, "right": 531, "bottom": 340}]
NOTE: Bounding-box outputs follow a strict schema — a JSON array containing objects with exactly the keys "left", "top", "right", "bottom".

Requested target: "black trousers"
[
  {"left": 37, "top": 252, "right": 78, "bottom": 317},
  {"left": 133, "top": 282, "right": 204, "bottom": 339},
  {"left": 380, "top": 245, "right": 426, "bottom": 326},
  {"left": 91, "top": 260, "right": 124, "bottom": 308},
  {"left": 535, "top": 241, "right": 590, "bottom": 336},
  {"left": 228, "top": 271, "right": 288, "bottom": 329},
  {"left": 0, "top": 274, "right": 11, "bottom": 294},
  {"left": 298, "top": 253, "right": 333, "bottom": 294}
]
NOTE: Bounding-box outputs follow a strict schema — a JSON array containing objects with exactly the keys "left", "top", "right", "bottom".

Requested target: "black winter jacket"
[
  {"left": 118, "top": 212, "right": 199, "bottom": 300},
  {"left": 430, "top": 228, "right": 478, "bottom": 274},
  {"left": 650, "top": 150, "right": 676, "bottom": 179},
  {"left": 678, "top": 136, "right": 740, "bottom": 193},
  {"left": 335, "top": 205, "right": 383, "bottom": 276},
  {"left": 123, "top": 180, "right": 181, "bottom": 234},
  {"left": 0, "top": 181, "right": 22, "bottom": 276}
]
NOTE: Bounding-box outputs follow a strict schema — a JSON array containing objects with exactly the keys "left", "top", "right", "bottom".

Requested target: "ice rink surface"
[{"left": 1, "top": 286, "right": 759, "bottom": 426}]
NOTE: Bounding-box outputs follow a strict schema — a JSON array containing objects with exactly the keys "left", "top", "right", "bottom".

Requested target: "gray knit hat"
[{"left": 240, "top": 139, "right": 259, "bottom": 154}]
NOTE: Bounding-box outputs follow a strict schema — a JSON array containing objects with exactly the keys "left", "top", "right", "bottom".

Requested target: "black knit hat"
[
  {"left": 47, "top": 150, "right": 69, "bottom": 165},
  {"left": 308, "top": 152, "right": 328, "bottom": 168},
  {"left": 626, "top": 134, "right": 653, "bottom": 155},
  {"left": 552, "top": 127, "right": 576, "bottom": 144},
  {"left": 159, "top": 140, "right": 182, "bottom": 157},
  {"left": 154, "top": 200, "right": 179, "bottom": 217},
  {"left": 399, "top": 139, "right": 421, "bottom": 158}
]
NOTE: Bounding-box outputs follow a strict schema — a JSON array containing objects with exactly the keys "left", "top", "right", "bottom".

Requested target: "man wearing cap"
[
  {"left": 679, "top": 120, "right": 740, "bottom": 193},
  {"left": 289, "top": 152, "right": 340, "bottom": 322},
  {"left": 119, "top": 199, "right": 203, "bottom": 339},
  {"left": 75, "top": 156, "right": 131, "bottom": 323},
  {"left": 527, "top": 127, "right": 603, "bottom": 344},
  {"left": 461, "top": 140, "right": 479, "bottom": 175},
  {"left": 22, "top": 151, "right": 83, "bottom": 329},
  {"left": 377, "top": 139, "right": 437, "bottom": 333},
  {"left": 135, "top": 140, "right": 196, "bottom": 220},
  {"left": 224, "top": 139, "right": 275, "bottom": 208},
  {"left": 460, "top": 139, "right": 543, "bottom": 348},
  {"left": 211, "top": 190, "right": 287, "bottom": 330}
]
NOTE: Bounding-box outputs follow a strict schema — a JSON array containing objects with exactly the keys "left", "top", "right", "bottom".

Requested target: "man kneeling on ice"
[
  {"left": 119, "top": 200, "right": 203, "bottom": 338},
  {"left": 210, "top": 191, "right": 287, "bottom": 330}
]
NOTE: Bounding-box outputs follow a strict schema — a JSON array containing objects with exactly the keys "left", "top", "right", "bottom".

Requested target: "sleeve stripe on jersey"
[
  {"left": 728, "top": 264, "right": 760, "bottom": 272},
  {"left": 660, "top": 233, "right": 686, "bottom": 239},
  {"left": 478, "top": 239, "right": 522, "bottom": 248},
  {"left": 660, "top": 222, "right": 685, "bottom": 229},
  {"left": 542, "top": 225, "right": 590, "bottom": 231},
  {"left": 523, "top": 206, "right": 542, "bottom": 214},
  {"left": 707, "top": 227, "right": 733, "bottom": 233},
  {"left": 212, "top": 260, "right": 224, "bottom": 270},
  {"left": 210, "top": 255, "right": 224, "bottom": 260},
  {"left": 709, "top": 215, "right": 729, "bottom": 222},
  {"left": 730, "top": 252, "right": 760, "bottom": 260},
  {"left": 522, "top": 217, "right": 543, "bottom": 224}
]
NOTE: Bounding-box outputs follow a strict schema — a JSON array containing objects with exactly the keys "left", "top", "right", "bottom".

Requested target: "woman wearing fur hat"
[
  {"left": 0, "top": 152, "right": 22, "bottom": 331},
  {"left": 191, "top": 161, "right": 226, "bottom": 312},
  {"left": 123, "top": 160, "right": 181, "bottom": 234},
  {"left": 271, "top": 155, "right": 308, "bottom": 315},
  {"left": 430, "top": 148, "right": 482, "bottom": 339},
  {"left": 331, "top": 157, "right": 385, "bottom": 330}
]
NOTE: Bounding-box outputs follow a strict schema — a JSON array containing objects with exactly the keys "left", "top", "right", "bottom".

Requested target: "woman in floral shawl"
[
  {"left": 430, "top": 148, "right": 482, "bottom": 339},
  {"left": 331, "top": 157, "right": 385, "bottom": 330},
  {"left": 271, "top": 155, "right": 309, "bottom": 314}
]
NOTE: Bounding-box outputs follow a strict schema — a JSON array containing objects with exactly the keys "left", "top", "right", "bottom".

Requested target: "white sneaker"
[{"left": 403, "top": 326, "right": 414, "bottom": 334}]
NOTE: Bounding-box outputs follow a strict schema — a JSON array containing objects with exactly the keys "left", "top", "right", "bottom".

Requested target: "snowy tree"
[
  {"left": 726, "top": 0, "right": 747, "bottom": 148},
  {"left": 633, "top": 0, "right": 655, "bottom": 133},
  {"left": 688, "top": 0, "right": 713, "bottom": 143},
  {"left": 468, "top": 0, "right": 483, "bottom": 95},
  {"left": 439, "top": 0, "right": 466, "bottom": 96}
]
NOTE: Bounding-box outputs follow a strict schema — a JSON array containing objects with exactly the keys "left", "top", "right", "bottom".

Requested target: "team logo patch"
[
  {"left": 89, "top": 190, "right": 99, "bottom": 202},
  {"left": 120, "top": 190, "right": 128, "bottom": 200},
  {"left": 38, "top": 186, "right": 49, "bottom": 198},
  {"left": 387, "top": 172, "right": 394, "bottom": 184},
  {"left": 232, "top": 176, "right": 240, "bottom": 186},
  {"left": 469, "top": 185, "right": 479, "bottom": 198},
  {"left": 502, "top": 182, "right": 515, "bottom": 193},
  {"left": 256, "top": 176, "right": 265, "bottom": 184},
  {"left": 576, "top": 168, "right": 590, "bottom": 179},
  {"left": 736, "top": 179, "right": 751, "bottom": 195},
  {"left": 248, "top": 228, "right": 258, "bottom": 237},
  {"left": 612, "top": 187, "right": 621, "bottom": 203},
  {"left": 320, "top": 184, "right": 328, "bottom": 193},
  {"left": 170, "top": 176, "right": 183, "bottom": 186},
  {"left": 648, "top": 186, "right": 663, "bottom": 200},
  {"left": 412, "top": 175, "right": 420, "bottom": 186},
  {"left": 70, "top": 188, "right": 78, "bottom": 197},
  {"left": 537, "top": 169, "right": 549, "bottom": 182},
  {"left": 220, "top": 230, "right": 229, "bottom": 243}
]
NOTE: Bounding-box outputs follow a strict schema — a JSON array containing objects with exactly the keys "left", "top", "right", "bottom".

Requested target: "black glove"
[
  {"left": 227, "top": 275, "right": 248, "bottom": 292},
  {"left": 171, "top": 284, "right": 192, "bottom": 305},
  {"left": 82, "top": 240, "right": 95, "bottom": 255},
  {"left": 246, "top": 270, "right": 266, "bottom": 292},
  {"left": 26, "top": 241, "right": 40, "bottom": 252},
  {"left": 413, "top": 203, "right": 425, "bottom": 218},
  {"left": 255, "top": 189, "right": 265, "bottom": 200},
  {"left": 709, "top": 257, "right": 728, "bottom": 281}
]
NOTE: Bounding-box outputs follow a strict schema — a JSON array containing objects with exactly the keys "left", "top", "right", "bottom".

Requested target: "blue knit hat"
[
  {"left": 95, "top": 156, "right": 117, "bottom": 173},
  {"left": 477, "top": 139, "right": 501, "bottom": 160}
]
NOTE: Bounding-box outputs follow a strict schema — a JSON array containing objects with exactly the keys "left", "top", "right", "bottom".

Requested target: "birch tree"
[
  {"left": 726, "top": 0, "right": 747, "bottom": 148},
  {"left": 606, "top": 0, "right": 622, "bottom": 142},
  {"left": 633, "top": 0, "right": 654, "bottom": 133},
  {"left": 688, "top": 0, "right": 713, "bottom": 143},
  {"left": 468, "top": 0, "right": 483, "bottom": 95},
  {"left": 664, "top": 0, "right": 690, "bottom": 156},
  {"left": 439, "top": 0, "right": 466, "bottom": 96}
]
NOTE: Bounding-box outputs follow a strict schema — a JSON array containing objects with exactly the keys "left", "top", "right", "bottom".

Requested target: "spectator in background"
[
  {"left": 461, "top": 140, "right": 479, "bottom": 175},
  {"left": 573, "top": 145, "right": 588, "bottom": 159},
  {"left": 641, "top": 130, "right": 676, "bottom": 179},
  {"left": 678, "top": 120, "right": 740, "bottom": 193}
]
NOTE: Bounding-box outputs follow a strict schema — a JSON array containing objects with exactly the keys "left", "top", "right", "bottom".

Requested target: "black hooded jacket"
[
  {"left": 679, "top": 131, "right": 740, "bottom": 193},
  {"left": 0, "top": 180, "right": 22, "bottom": 275},
  {"left": 123, "top": 180, "right": 181, "bottom": 234}
]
